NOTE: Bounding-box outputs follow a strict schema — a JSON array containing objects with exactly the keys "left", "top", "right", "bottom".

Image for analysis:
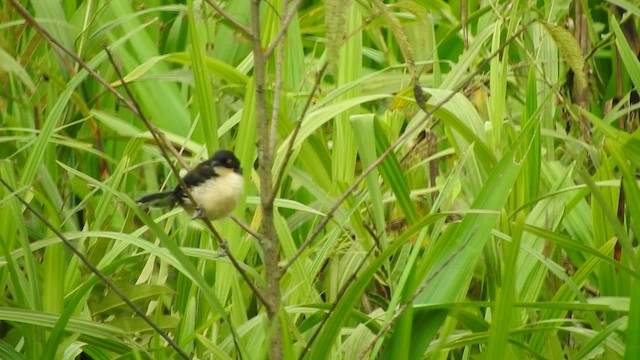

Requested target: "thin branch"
[
  {"left": 269, "top": 11, "right": 381, "bottom": 204},
  {"left": 231, "top": 214, "right": 264, "bottom": 242},
  {"left": 204, "top": 218, "right": 270, "bottom": 307},
  {"left": 282, "top": 19, "right": 536, "bottom": 272},
  {"left": 203, "top": 0, "right": 253, "bottom": 41},
  {"left": 101, "top": 46, "right": 189, "bottom": 170},
  {"left": 270, "top": 62, "right": 329, "bottom": 203},
  {"left": 268, "top": 0, "right": 288, "bottom": 158},
  {"left": 264, "top": 0, "right": 304, "bottom": 58},
  {"left": 0, "top": 178, "right": 190, "bottom": 360}
]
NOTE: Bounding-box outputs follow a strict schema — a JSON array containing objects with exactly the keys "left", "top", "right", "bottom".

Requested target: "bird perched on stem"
[{"left": 138, "top": 150, "right": 244, "bottom": 220}]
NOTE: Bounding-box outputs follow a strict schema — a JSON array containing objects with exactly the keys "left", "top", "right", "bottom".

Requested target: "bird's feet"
[{"left": 192, "top": 207, "right": 205, "bottom": 220}]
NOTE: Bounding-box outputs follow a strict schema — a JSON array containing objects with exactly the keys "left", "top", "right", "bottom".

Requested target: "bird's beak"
[{"left": 235, "top": 167, "right": 243, "bottom": 175}]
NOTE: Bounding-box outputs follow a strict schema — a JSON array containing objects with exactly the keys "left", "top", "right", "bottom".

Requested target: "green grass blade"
[
  {"left": 187, "top": 0, "right": 218, "bottom": 152},
  {"left": 528, "top": 239, "right": 618, "bottom": 353},
  {"left": 308, "top": 214, "right": 443, "bottom": 360},
  {"left": 486, "top": 212, "right": 525, "bottom": 358},
  {"left": 374, "top": 120, "right": 419, "bottom": 225},
  {"left": 350, "top": 115, "right": 386, "bottom": 242}
]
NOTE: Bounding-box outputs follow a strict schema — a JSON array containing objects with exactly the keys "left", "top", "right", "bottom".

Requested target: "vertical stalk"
[{"left": 249, "top": 0, "right": 282, "bottom": 358}]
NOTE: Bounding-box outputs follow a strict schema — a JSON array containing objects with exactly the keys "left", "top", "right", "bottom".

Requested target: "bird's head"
[{"left": 209, "top": 150, "right": 242, "bottom": 174}]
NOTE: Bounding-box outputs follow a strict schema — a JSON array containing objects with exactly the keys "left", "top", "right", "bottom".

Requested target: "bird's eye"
[{"left": 226, "top": 159, "right": 232, "bottom": 164}]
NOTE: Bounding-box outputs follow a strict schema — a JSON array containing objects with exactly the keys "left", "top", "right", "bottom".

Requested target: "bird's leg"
[
  {"left": 218, "top": 240, "right": 229, "bottom": 257},
  {"left": 192, "top": 206, "right": 205, "bottom": 219}
]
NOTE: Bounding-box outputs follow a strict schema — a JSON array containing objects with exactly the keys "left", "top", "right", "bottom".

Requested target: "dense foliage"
[{"left": 1, "top": 0, "right": 639, "bottom": 359}]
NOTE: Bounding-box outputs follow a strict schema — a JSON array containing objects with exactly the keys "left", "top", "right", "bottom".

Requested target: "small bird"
[{"left": 138, "top": 150, "right": 244, "bottom": 220}]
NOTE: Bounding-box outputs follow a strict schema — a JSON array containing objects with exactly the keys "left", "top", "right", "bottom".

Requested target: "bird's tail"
[{"left": 137, "top": 191, "right": 177, "bottom": 208}]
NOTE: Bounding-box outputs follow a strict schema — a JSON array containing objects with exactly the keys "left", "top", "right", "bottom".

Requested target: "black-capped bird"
[{"left": 138, "top": 150, "right": 244, "bottom": 220}]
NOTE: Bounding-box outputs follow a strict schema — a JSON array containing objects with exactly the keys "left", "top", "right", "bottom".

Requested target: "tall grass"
[{"left": 1, "top": 0, "right": 639, "bottom": 359}]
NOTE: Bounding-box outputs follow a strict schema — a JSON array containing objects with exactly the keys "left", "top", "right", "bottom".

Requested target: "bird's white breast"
[{"left": 188, "top": 168, "right": 244, "bottom": 220}]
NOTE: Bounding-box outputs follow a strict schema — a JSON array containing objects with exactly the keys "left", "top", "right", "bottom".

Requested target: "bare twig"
[
  {"left": 283, "top": 20, "right": 536, "bottom": 272},
  {"left": 264, "top": 0, "right": 304, "bottom": 58},
  {"left": 204, "top": 218, "right": 270, "bottom": 307},
  {"left": 231, "top": 214, "right": 264, "bottom": 241},
  {"left": 203, "top": 0, "right": 253, "bottom": 41},
  {"left": 269, "top": 11, "right": 379, "bottom": 205},
  {"left": 270, "top": 62, "right": 329, "bottom": 202},
  {"left": 0, "top": 178, "right": 190, "bottom": 360},
  {"left": 100, "top": 46, "right": 189, "bottom": 169},
  {"left": 268, "top": 0, "right": 289, "bottom": 158}
]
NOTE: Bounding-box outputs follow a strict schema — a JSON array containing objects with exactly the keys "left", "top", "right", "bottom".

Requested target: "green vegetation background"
[{"left": 1, "top": 0, "right": 639, "bottom": 359}]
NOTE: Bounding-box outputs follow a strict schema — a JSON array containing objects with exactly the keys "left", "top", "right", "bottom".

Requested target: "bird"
[{"left": 137, "top": 150, "right": 244, "bottom": 220}]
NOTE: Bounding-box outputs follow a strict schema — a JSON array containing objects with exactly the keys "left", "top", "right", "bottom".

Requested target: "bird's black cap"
[{"left": 210, "top": 150, "right": 241, "bottom": 171}]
